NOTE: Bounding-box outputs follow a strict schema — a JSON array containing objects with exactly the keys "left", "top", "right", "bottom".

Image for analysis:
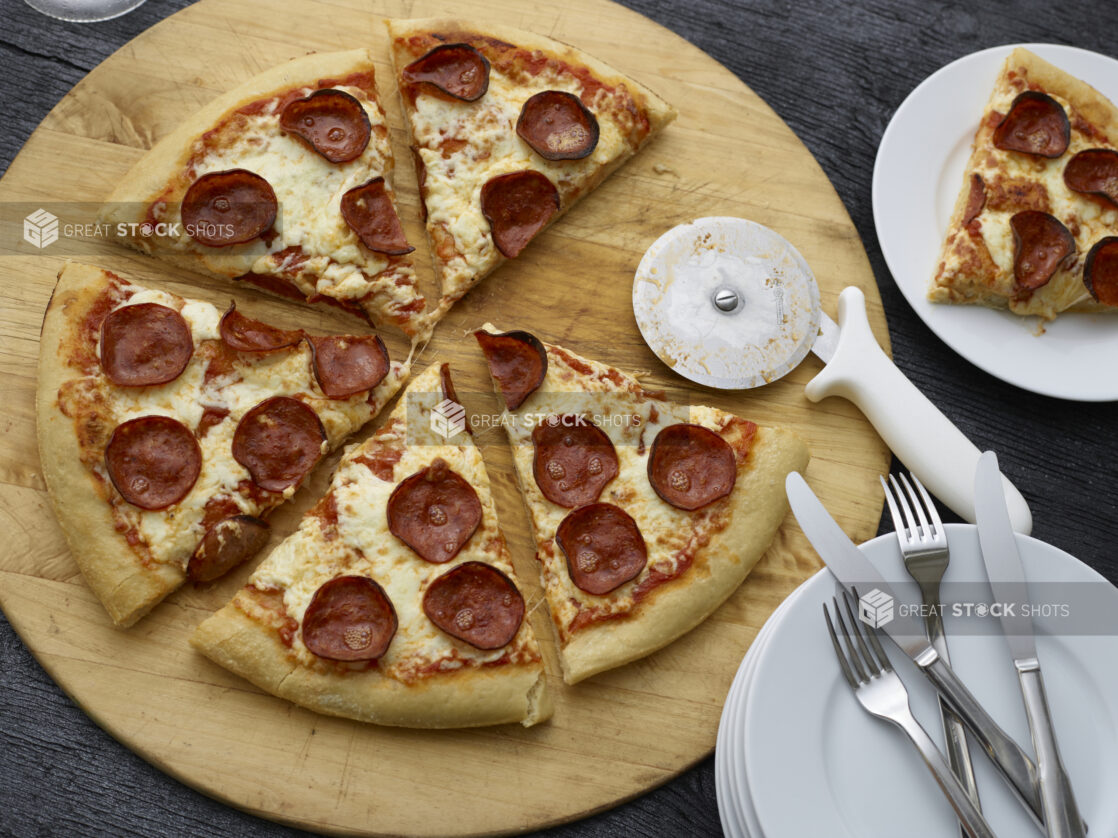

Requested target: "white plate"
[
  {"left": 740, "top": 524, "right": 1118, "bottom": 837},
  {"left": 716, "top": 578, "right": 812, "bottom": 837},
  {"left": 872, "top": 44, "right": 1118, "bottom": 402}
]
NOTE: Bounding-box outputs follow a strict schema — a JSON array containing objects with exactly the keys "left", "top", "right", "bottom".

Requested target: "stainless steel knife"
[
  {"left": 974, "top": 451, "right": 1086, "bottom": 838},
  {"left": 785, "top": 471, "right": 1045, "bottom": 829}
]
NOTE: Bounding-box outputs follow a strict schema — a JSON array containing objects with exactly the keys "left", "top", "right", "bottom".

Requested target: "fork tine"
[
  {"left": 909, "top": 472, "right": 943, "bottom": 536},
  {"left": 889, "top": 473, "right": 920, "bottom": 540},
  {"left": 879, "top": 475, "right": 905, "bottom": 536},
  {"left": 824, "top": 602, "right": 859, "bottom": 689},
  {"left": 851, "top": 586, "right": 894, "bottom": 674},
  {"left": 835, "top": 593, "right": 875, "bottom": 679},
  {"left": 840, "top": 590, "right": 884, "bottom": 676},
  {"left": 898, "top": 473, "right": 931, "bottom": 539}
]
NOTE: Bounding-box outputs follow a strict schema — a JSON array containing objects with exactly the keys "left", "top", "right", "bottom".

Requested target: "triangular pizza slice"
[
  {"left": 36, "top": 262, "right": 408, "bottom": 627},
  {"left": 101, "top": 49, "right": 428, "bottom": 337},
  {"left": 930, "top": 48, "right": 1118, "bottom": 319},
  {"left": 388, "top": 19, "right": 676, "bottom": 318},
  {"left": 474, "top": 326, "right": 809, "bottom": 683},
  {"left": 192, "top": 363, "right": 551, "bottom": 728}
]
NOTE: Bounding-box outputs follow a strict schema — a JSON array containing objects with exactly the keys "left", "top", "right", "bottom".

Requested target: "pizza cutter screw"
[{"left": 712, "top": 286, "right": 741, "bottom": 314}]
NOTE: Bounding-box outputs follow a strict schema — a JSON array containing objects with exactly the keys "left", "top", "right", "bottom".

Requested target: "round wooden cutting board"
[{"left": 0, "top": 0, "right": 891, "bottom": 835}]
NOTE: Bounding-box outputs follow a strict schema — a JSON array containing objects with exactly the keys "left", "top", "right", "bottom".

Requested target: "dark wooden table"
[{"left": 2, "top": 1, "right": 1116, "bottom": 835}]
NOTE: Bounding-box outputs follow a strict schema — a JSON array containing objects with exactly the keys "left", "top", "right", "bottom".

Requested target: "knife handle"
[
  {"left": 803, "top": 287, "right": 1033, "bottom": 535},
  {"left": 923, "top": 655, "right": 1044, "bottom": 829},
  {"left": 1018, "top": 664, "right": 1087, "bottom": 838}
]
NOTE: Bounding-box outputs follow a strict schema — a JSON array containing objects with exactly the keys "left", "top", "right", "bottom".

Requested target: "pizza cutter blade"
[{"left": 633, "top": 216, "right": 1033, "bottom": 534}]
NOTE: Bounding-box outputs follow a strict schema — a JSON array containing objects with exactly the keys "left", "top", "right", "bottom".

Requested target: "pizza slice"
[
  {"left": 100, "top": 49, "right": 428, "bottom": 337},
  {"left": 191, "top": 363, "right": 551, "bottom": 728},
  {"left": 930, "top": 47, "right": 1118, "bottom": 320},
  {"left": 36, "top": 262, "right": 408, "bottom": 627},
  {"left": 474, "top": 327, "right": 809, "bottom": 684},
  {"left": 388, "top": 19, "right": 676, "bottom": 318}
]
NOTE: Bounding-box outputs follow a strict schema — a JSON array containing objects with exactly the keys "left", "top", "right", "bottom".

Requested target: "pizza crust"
[
  {"left": 559, "top": 426, "right": 808, "bottom": 683},
  {"left": 37, "top": 263, "right": 185, "bottom": 627},
  {"left": 192, "top": 594, "right": 552, "bottom": 728}
]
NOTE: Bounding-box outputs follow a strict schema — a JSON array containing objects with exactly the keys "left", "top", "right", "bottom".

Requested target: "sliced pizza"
[
  {"left": 474, "top": 327, "right": 809, "bottom": 683},
  {"left": 36, "top": 262, "right": 407, "bottom": 627},
  {"left": 191, "top": 363, "right": 551, "bottom": 728},
  {"left": 930, "top": 47, "right": 1118, "bottom": 319},
  {"left": 100, "top": 49, "right": 428, "bottom": 336},
  {"left": 388, "top": 19, "right": 676, "bottom": 317}
]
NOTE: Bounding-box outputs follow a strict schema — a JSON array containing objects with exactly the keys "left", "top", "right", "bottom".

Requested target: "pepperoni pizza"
[
  {"left": 388, "top": 19, "right": 677, "bottom": 319},
  {"left": 931, "top": 48, "right": 1118, "bottom": 320},
  {"left": 192, "top": 363, "right": 551, "bottom": 728},
  {"left": 36, "top": 262, "right": 407, "bottom": 627},
  {"left": 474, "top": 327, "right": 810, "bottom": 684},
  {"left": 100, "top": 49, "right": 428, "bottom": 336}
]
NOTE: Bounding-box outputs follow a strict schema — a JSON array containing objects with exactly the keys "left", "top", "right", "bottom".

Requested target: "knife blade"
[
  {"left": 785, "top": 471, "right": 1045, "bottom": 828},
  {"left": 974, "top": 451, "right": 1086, "bottom": 838}
]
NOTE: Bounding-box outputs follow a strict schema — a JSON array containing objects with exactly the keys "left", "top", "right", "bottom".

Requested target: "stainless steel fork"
[
  {"left": 882, "top": 471, "right": 982, "bottom": 834},
  {"left": 824, "top": 592, "right": 997, "bottom": 838}
]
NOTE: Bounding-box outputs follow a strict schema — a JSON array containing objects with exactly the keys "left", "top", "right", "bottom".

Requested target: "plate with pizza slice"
[{"left": 873, "top": 43, "right": 1118, "bottom": 402}]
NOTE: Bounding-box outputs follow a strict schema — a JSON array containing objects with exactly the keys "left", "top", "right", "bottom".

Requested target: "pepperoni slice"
[
  {"left": 279, "top": 88, "right": 371, "bottom": 163},
  {"left": 301, "top": 575, "right": 397, "bottom": 661},
  {"left": 309, "top": 334, "right": 390, "bottom": 399},
  {"left": 401, "top": 43, "right": 490, "bottom": 102},
  {"left": 648, "top": 423, "right": 737, "bottom": 511},
  {"left": 992, "top": 92, "right": 1070, "bottom": 158},
  {"left": 422, "top": 561, "right": 524, "bottom": 650},
  {"left": 340, "top": 177, "right": 414, "bottom": 255},
  {"left": 182, "top": 169, "right": 277, "bottom": 247},
  {"left": 474, "top": 329, "right": 548, "bottom": 410},
  {"left": 556, "top": 503, "right": 647, "bottom": 596},
  {"left": 962, "top": 173, "right": 986, "bottom": 227},
  {"left": 532, "top": 417, "right": 619, "bottom": 508},
  {"left": 386, "top": 458, "right": 482, "bottom": 563},
  {"left": 1064, "top": 149, "right": 1118, "bottom": 207},
  {"left": 480, "top": 170, "right": 560, "bottom": 258},
  {"left": 1010, "top": 211, "right": 1075, "bottom": 291},
  {"left": 232, "top": 397, "right": 326, "bottom": 493},
  {"left": 100, "top": 303, "right": 193, "bottom": 387},
  {"left": 1084, "top": 237, "right": 1118, "bottom": 306},
  {"left": 219, "top": 303, "right": 303, "bottom": 352},
  {"left": 516, "top": 90, "right": 600, "bottom": 161},
  {"left": 104, "top": 415, "right": 202, "bottom": 510},
  {"left": 187, "top": 514, "right": 270, "bottom": 582}
]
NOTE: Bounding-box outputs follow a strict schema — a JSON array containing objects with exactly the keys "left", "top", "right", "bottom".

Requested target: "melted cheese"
[
  {"left": 407, "top": 62, "right": 637, "bottom": 296},
  {"left": 142, "top": 85, "right": 421, "bottom": 319},
  {"left": 94, "top": 280, "right": 406, "bottom": 570},
  {"left": 249, "top": 365, "right": 537, "bottom": 679}
]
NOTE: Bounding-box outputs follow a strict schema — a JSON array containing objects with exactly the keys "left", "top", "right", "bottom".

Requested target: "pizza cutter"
[{"left": 633, "top": 216, "right": 1032, "bottom": 533}]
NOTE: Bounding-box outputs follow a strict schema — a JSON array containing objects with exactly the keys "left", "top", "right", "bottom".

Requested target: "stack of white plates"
[{"left": 715, "top": 524, "right": 1118, "bottom": 837}]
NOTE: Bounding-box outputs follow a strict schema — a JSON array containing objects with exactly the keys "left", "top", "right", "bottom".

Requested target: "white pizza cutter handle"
[{"left": 804, "top": 287, "right": 1033, "bottom": 534}]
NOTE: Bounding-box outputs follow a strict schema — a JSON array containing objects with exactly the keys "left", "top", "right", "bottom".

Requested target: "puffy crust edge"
[
  {"left": 36, "top": 262, "right": 185, "bottom": 627},
  {"left": 559, "top": 426, "right": 809, "bottom": 684},
  {"left": 191, "top": 594, "right": 553, "bottom": 729}
]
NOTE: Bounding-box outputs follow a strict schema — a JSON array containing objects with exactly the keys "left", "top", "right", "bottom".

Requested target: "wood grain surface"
[
  {"left": 0, "top": 0, "right": 891, "bottom": 835},
  {"left": 3, "top": 2, "right": 1117, "bottom": 838}
]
